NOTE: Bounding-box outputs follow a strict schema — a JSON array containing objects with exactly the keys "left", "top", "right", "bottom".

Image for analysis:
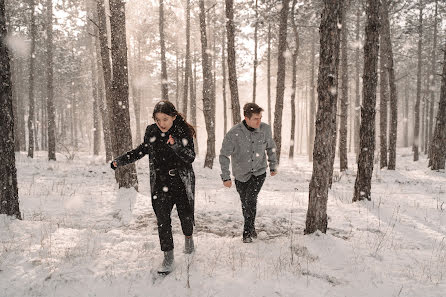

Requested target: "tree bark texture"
[
  {"left": 413, "top": 3, "right": 422, "bottom": 161},
  {"left": 379, "top": 6, "right": 389, "bottom": 169},
  {"left": 109, "top": 0, "right": 138, "bottom": 188},
  {"left": 353, "top": 0, "right": 380, "bottom": 202},
  {"left": 159, "top": 0, "right": 169, "bottom": 101},
  {"left": 28, "top": 0, "right": 36, "bottom": 158},
  {"left": 339, "top": 0, "right": 348, "bottom": 172},
  {"left": 354, "top": 8, "right": 361, "bottom": 159},
  {"left": 273, "top": 0, "right": 290, "bottom": 164},
  {"left": 305, "top": 0, "right": 343, "bottom": 234},
  {"left": 308, "top": 30, "right": 316, "bottom": 162},
  {"left": 289, "top": 0, "right": 299, "bottom": 159},
  {"left": 199, "top": 0, "right": 216, "bottom": 169},
  {"left": 182, "top": 0, "right": 191, "bottom": 118},
  {"left": 225, "top": 0, "right": 241, "bottom": 125},
  {"left": 0, "top": 0, "right": 21, "bottom": 219},
  {"left": 429, "top": 37, "right": 446, "bottom": 170},
  {"left": 46, "top": 0, "right": 56, "bottom": 160},
  {"left": 428, "top": 0, "right": 438, "bottom": 161}
]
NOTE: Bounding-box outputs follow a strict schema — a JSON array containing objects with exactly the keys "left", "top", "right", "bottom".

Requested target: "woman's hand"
[
  {"left": 167, "top": 135, "right": 175, "bottom": 145},
  {"left": 110, "top": 161, "right": 118, "bottom": 170}
]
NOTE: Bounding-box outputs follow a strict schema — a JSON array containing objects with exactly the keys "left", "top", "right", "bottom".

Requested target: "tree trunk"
[
  {"left": 379, "top": 4, "right": 389, "bottom": 169},
  {"left": 413, "top": 2, "right": 422, "bottom": 161},
  {"left": 199, "top": 0, "right": 216, "bottom": 168},
  {"left": 183, "top": 0, "right": 191, "bottom": 118},
  {"left": 191, "top": 50, "right": 197, "bottom": 127},
  {"left": 339, "top": 0, "right": 348, "bottom": 172},
  {"left": 225, "top": 0, "right": 241, "bottom": 125},
  {"left": 383, "top": 0, "right": 398, "bottom": 170},
  {"left": 45, "top": 0, "right": 56, "bottom": 160},
  {"left": 132, "top": 39, "right": 142, "bottom": 144},
  {"left": 97, "top": 0, "right": 114, "bottom": 160},
  {"left": 252, "top": 0, "right": 258, "bottom": 103},
  {"left": 222, "top": 18, "right": 227, "bottom": 135},
  {"left": 1, "top": 0, "right": 21, "bottom": 219},
  {"left": 354, "top": 8, "right": 361, "bottom": 159},
  {"left": 308, "top": 30, "right": 316, "bottom": 162},
  {"left": 28, "top": 0, "right": 37, "bottom": 158},
  {"left": 404, "top": 79, "right": 409, "bottom": 147},
  {"left": 428, "top": 0, "right": 438, "bottom": 161},
  {"left": 289, "top": 0, "right": 298, "bottom": 159},
  {"left": 267, "top": 23, "right": 272, "bottom": 125},
  {"left": 109, "top": 0, "right": 138, "bottom": 188},
  {"left": 353, "top": 0, "right": 380, "bottom": 202},
  {"left": 305, "top": 0, "right": 343, "bottom": 234},
  {"left": 429, "top": 37, "right": 446, "bottom": 170},
  {"left": 273, "top": 0, "right": 290, "bottom": 164},
  {"left": 159, "top": 0, "right": 169, "bottom": 101}
]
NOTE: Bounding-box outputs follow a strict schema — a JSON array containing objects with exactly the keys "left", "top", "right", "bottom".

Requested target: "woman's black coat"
[{"left": 113, "top": 118, "right": 196, "bottom": 213}]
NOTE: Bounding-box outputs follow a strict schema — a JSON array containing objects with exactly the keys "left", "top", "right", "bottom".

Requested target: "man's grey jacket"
[{"left": 219, "top": 121, "right": 278, "bottom": 182}]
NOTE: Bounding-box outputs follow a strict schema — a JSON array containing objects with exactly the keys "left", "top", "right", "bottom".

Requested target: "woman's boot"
[
  {"left": 158, "top": 249, "right": 174, "bottom": 274},
  {"left": 184, "top": 235, "right": 194, "bottom": 254}
]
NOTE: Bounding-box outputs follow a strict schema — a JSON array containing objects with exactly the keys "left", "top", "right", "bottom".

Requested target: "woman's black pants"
[{"left": 152, "top": 173, "right": 194, "bottom": 251}]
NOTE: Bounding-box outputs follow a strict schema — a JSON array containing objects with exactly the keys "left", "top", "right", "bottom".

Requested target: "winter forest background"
[{"left": 1, "top": 0, "right": 446, "bottom": 296}]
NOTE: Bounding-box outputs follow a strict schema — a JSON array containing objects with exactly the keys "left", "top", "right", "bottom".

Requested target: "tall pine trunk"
[
  {"left": 273, "top": 0, "right": 290, "bottom": 164},
  {"left": 46, "top": 0, "right": 56, "bottom": 160},
  {"left": 159, "top": 0, "right": 169, "bottom": 101},
  {"left": 222, "top": 18, "right": 227, "bottom": 135},
  {"left": 383, "top": 0, "right": 398, "bottom": 170},
  {"left": 199, "top": 0, "right": 216, "bottom": 168},
  {"left": 308, "top": 30, "right": 316, "bottom": 162},
  {"left": 429, "top": 37, "right": 446, "bottom": 170},
  {"left": 182, "top": 0, "right": 191, "bottom": 117},
  {"left": 379, "top": 5, "right": 389, "bottom": 169},
  {"left": 305, "top": 0, "right": 343, "bottom": 234},
  {"left": 252, "top": 0, "right": 258, "bottom": 103},
  {"left": 428, "top": 0, "right": 438, "bottom": 161},
  {"left": 28, "top": 0, "right": 36, "bottom": 158},
  {"left": 353, "top": 0, "right": 380, "bottom": 202},
  {"left": 225, "top": 0, "right": 241, "bottom": 125},
  {"left": 0, "top": 0, "right": 21, "bottom": 219},
  {"left": 267, "top": 23, "right": 272, "bottom": 125},
  {"left": 289, "top": 0, "right": 298, "bottom": 159},
  {"left": 109, "top": 0, "right": 138, "bottom": 188},
  {"left": 413, "top": 2, "right": 423, "bottom": 161},
  {"left": 354, "top": 8, "right": 361, "bottom": 159},
  {"left": 339, "top": 0, "right": 348, "bottom": 172}
]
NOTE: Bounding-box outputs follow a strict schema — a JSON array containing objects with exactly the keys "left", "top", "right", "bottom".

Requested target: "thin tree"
[
  {"left": 0, "top": 0, "right": 21, "bottom": 219},
  {"left": 267, "top": 23, "right": 272, "bottom": 125},
  {"left": 413, "top": 1, "right": 423, "bottom": 161},
  {"left": 222, "top": 16, "right": 228, "bottom": 135},
  {"left": 427, "top": 0, "right": 438, "bottom": 160},
  {"left": 273, "top": 0, "right": 290, "bottom": 163},
  {"left": 429, "top": 36, "right": 446, "bottom": 170},
  {"left": 308, "top": 29, "right": 316, "bottom": 162},
  {"left": 353, "top": 0, "right": 380, "bottom": 202},
  {"left": 199, "top": 0, "right": 216, "bottom": 168},
  {"left": 383, "top": 0, "right": 398, "bottom": 170},
  {"left": 109, "top": 0, "right": 138, "bottom": 188},
  {"left": 339, "top": 0, "right": 349, "bottom": 172},
  {"left": 159, "top": 0, "right": 169, "bottom": 101},
  {"left": 252, "top": 0, "right": 258, "bottom": 103},
  {"left": 28, "top": 0, "right": 37, "bottom": 158},
  {"left": 44, "top": 0, "right": 56, "bottom": 160},
  {"left": 182, "top": 0, "right": 191, "bottom": 117},
  {"left": 354, "top": 7, "right": 361, "bottom": 159},
  {"left": 225, "top": 0, "right": 241, "bottom": 125},
  {"left": 379, "top": 2, "right": 389, "bottom": 169},
  {"left": 305, "top": 0, "right": 343, "bottom": 234},
  {"left": 289, "top": 0, "right": 299, "bottom": 159}
]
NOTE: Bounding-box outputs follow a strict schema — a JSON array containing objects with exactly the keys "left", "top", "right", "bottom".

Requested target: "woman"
[{"left": 111, "top": 100, "right": 196, "bottom": 275}]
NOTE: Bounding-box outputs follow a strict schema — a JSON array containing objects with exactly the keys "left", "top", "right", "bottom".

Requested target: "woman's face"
[{"left": 154, "top": 112, "right": 176, "bottom": 132}]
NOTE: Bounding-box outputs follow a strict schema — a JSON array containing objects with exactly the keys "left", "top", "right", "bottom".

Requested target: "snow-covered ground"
[{"left": 1, "top": 148, "right": 445, "bottom": 297}]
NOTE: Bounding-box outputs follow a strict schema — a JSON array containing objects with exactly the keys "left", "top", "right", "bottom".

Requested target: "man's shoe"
[
  {"left": 251, "top": 229, "right": 257, "bottom": 239},
  {"left": 184, "top": 235, "right": 194, "bottom": 254},
  {"left": 158, "top": 249, "right": 174, "bottom": 274}
]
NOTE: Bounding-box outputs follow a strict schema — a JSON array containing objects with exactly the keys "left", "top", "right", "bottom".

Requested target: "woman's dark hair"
[{"left": 153, "top": 100, "right": 196, "bottom": 137}]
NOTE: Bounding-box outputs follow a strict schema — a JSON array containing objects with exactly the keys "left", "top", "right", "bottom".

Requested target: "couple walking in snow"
[{"left": 111, "top": 100, "right": 277, "bottom": 274}]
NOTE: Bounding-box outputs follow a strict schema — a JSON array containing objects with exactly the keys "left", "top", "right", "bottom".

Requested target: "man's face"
[{"left": 245, "top": 112, "right": 262, "bottom": 129}]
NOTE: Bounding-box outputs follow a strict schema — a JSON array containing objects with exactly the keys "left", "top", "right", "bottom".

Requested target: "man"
[{"left": 219, "top": 103, "right": 278, "bottom": 243}]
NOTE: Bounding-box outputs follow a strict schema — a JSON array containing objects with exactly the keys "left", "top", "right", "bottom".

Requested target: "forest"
[{"left": 0, "top": 0, "right": 445, "bottom": 296}]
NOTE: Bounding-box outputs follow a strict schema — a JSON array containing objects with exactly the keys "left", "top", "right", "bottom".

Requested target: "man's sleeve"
[
  {"left": 265, "top": 125, "right": 278, "bottom": 171},
  {"left": 219, "top": 132, "right": 234, "bottom": 181}
]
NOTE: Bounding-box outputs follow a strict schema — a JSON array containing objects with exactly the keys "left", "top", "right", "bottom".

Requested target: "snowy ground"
[{"left": 1, "top": 148, "right": 445, "bottom": 297}]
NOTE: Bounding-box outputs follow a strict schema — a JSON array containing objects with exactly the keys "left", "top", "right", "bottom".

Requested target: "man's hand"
[
  {"left": 223, "top": 180, "right": 232, "bottom": 188},
  {"left": 270, "top": 170, "right": 277, "bottom": 176}
]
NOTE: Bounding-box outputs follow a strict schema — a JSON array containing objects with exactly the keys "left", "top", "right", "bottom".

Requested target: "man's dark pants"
[{"left": 235, "top": 173, "right": 266, "bottom": 238}]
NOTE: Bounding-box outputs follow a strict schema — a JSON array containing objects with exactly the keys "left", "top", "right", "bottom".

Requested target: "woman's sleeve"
[
  {"left": 113, "top": 126, "right": 152, "bottom": 168},
  {"left": 169, "top": 134, "right": 195, "bottom": 164}
]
